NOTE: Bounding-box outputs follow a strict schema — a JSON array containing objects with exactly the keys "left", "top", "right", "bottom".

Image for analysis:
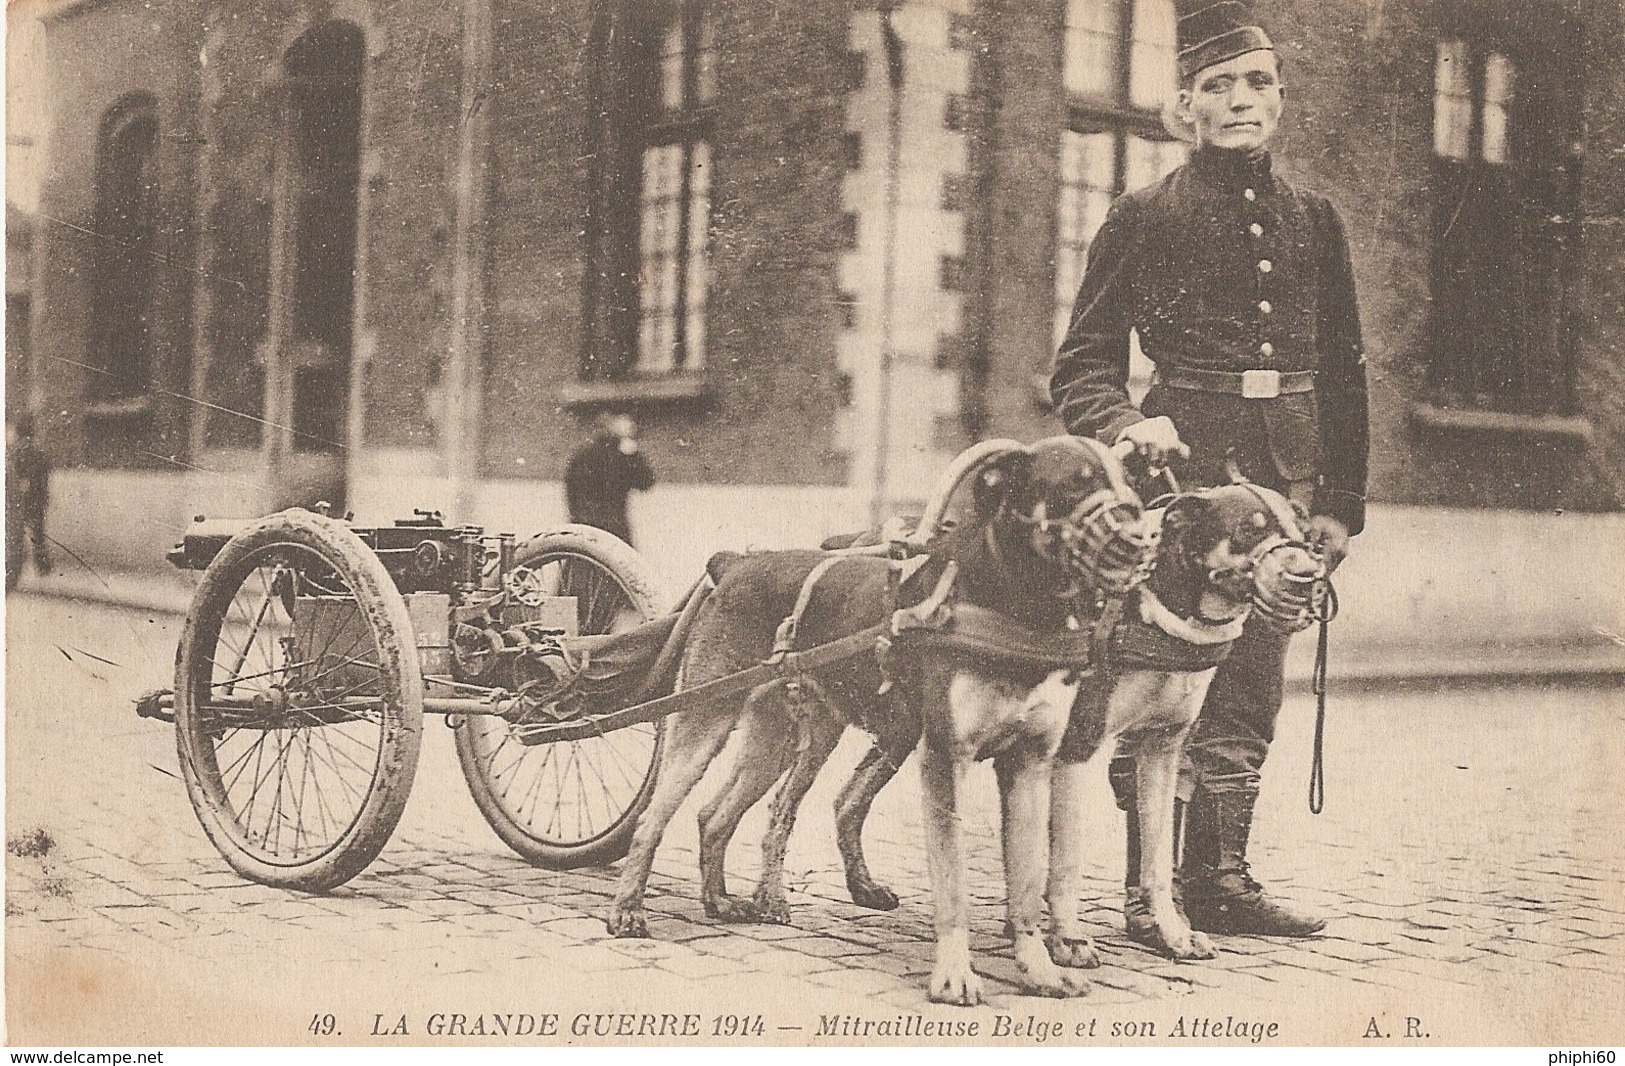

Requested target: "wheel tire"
[
  {"left": 454, "top": 524, "right": 666, "bottom": 869},
  {"left": 173, "top": 509, "right": 423, "bottom": 891}
]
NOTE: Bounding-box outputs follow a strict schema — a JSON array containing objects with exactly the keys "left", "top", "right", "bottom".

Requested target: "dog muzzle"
[
  {"left": 1034, "top": 488, "right": 1156, "bottom": 599},
  {"left": 1245, "top": 538, "right": 1329, "bottom": 635}
]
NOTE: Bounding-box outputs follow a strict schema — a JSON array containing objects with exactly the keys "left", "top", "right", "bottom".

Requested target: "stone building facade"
[{"left": 8, "top": 0, "right": 1621, "bottom": 587}]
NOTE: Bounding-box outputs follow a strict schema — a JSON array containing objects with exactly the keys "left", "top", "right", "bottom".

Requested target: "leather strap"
[
  {"left": 770, "top": 555, "right": 855, "bottom": 663},
  {"left": 1163, "top": 367, "right": 1315, "bottom": 396}
]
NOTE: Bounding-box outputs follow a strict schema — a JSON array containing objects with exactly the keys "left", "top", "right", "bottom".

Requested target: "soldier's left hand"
[{"left": 1305, "top": 515, "right": 1350, "bottom": 574}]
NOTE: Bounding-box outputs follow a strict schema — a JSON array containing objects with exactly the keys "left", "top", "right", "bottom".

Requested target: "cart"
[
  {"left": 135, "top": 444, "right": 1020, "bottom": 893},
  {"left": 137, "top": 507, "right": 694, "bottom": 892}
]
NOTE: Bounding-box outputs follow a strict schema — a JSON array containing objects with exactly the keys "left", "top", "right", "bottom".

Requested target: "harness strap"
[
  {"left": 516, "top": 622, "right": 891, "bottom": 744},
  {"left": 770, "top": 555, "right": 849, "bottom": 664},
  {"left": 1136, "top": 586, "right": 1246, "bottom": 646},
  {"left": 894, "top": 560, "right": 958, "bottom": 631},
  {"left": 1091, "top": 596, "right": 1124, "bottom": 684},
  {"left": 1053, "top": 595, "right": 1124, "bottom": 762}
]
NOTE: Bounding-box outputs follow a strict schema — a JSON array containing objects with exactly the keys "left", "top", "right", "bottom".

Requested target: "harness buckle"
[
  {"left": 1241, "top": 369, "right": 1282, "bottom": 399},
  {"left": 768, "top": 616, "right": 797, "bottom": 663}
]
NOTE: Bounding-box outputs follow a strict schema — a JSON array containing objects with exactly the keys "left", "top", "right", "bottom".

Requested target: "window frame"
[
  {"left": 1432, "top": 37, "right": 1516, "bottom": 168},
  {"left": 1422, "top": 18, "right": 1585, "bottom": 426},
  {"left": 87, "top": 93, "right": 161, "bottom": 410},
  {"left": 585, "top": 0, "right": 716, "bottom": 393},
  {"left": 1053, "top": 0, "right": 1184, "bottom": 360}
]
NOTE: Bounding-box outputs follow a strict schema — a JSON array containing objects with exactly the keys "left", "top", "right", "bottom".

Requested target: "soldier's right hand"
[{"left": 1115, "top": 416, "right": 1189, "bottom": 466}]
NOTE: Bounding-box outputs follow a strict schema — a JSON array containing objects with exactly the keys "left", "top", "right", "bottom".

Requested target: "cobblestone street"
[{"left": 7, "top": 593, "right": 1624, "bottom": 1046}]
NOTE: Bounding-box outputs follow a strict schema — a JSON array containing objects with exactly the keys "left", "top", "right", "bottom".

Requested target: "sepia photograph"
[{"left": 4, "top": 0, "right": 1622, "bottom": 1051}]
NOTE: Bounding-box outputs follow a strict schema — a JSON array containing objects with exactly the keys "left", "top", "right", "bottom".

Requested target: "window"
[
  {"left": 90, "top": 95, "right": 159, "bottom": 403},
  {"left": 1433, "top": 39, "right": 1515, "bottom": 166},
  {"left": 1427, "top": 23, "right": 1580, "bottom": 419},
  {"left": 625, "top": 2, "right": 714, "bottom": 378},
  {"left": 1054, "top": 0, "right": 1184, "bottom": 350}
]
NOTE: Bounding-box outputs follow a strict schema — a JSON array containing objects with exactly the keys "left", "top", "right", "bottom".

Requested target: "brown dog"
[
  {"left": 698, "top": 479, "right": 1325, "bottom": 987},
  {"left": 1043, "top": 483, "right": 1325, "bottom": 965},
  {"left": 604, "top": 436, "right": 1152, "bottom": 1004}
]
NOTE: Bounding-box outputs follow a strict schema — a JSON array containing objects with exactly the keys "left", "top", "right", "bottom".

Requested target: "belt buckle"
[{"left": 1241, "top": 369, "right": 1281, "bottom": 399}]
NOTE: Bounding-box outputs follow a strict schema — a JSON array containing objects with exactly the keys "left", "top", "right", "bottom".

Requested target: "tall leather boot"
[
  {"left": 1183, "top": 787, "right": 1325, "bottom": 937},
  {"left": 1123, "top": 800, "right": 1188, "bottom": 947}
]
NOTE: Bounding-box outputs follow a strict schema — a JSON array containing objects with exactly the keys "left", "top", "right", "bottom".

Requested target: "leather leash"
[{"left": 1308, "top": 581, "right": 1339, "bottom": 815}]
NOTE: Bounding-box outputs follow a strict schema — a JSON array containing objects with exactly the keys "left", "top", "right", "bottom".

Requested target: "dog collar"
[{"left": 1138, "top": 586, "right": 1247, "bottom": 646}]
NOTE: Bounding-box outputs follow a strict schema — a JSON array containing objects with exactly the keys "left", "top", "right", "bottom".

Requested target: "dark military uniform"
[
  {"left": 564, "top": 432, "right": 656, "bottom": 547},
  {"left": 1050, "top": 143, "right": 1368, "bottom": 929},
  {"left": 6, "top": 426, "right": 51, "bottom": 591},
  {"left": 1052, "top": 144, "right": 1367, "bottom": 536}
]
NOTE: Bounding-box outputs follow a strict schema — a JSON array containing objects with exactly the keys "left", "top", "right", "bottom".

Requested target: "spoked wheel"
[
  {"left": 454, "top": 525, "right": 665, "bottom": 869},
  {"left": 173, "top": 510, "right": 423, "bottom": 891}
]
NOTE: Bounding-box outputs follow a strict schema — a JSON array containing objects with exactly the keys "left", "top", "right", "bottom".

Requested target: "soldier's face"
[{"left": 1178, "top": 50, "right": 1284, "bottom": 152}]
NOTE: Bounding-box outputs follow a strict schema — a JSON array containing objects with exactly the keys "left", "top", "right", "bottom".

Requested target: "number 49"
[{"left": 310, "top": 1014, "right": 338, "bottom": 1037}]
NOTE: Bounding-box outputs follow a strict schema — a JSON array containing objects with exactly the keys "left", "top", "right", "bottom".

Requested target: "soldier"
[
  {"left": 6, "top": 412, "right": 52, "bottom": 592},
  {"left": 1050, "top": 0, "right": 1368, "bottom": 938},
  {"left": 564, "top": 412, "right": 656, "bottom": 547}
]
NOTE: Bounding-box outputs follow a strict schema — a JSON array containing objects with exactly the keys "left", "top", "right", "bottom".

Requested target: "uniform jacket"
[
  {"left": 564, "top": 433, "right": 656, "bottom": 546},
  {"left": 6, "top": 440, "right": 49, "bottom": 514},
  {"left": 1050, "top": 145, "right": 1370, "bottom": 534}
]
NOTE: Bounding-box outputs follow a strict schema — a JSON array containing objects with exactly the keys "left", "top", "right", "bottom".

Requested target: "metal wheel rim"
[
  {"left": 182, "top": 541, "right": 393, "bottom": 867},
  {"left": 459, "top": 549, "right": 660, "bottom": 848}
]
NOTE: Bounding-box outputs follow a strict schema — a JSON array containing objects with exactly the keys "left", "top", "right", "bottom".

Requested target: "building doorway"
[{"left": 265, "top": 21, "right": 364, "bottom": 511}]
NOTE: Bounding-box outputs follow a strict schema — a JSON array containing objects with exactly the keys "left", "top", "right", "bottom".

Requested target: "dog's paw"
[
  {"left": 927, "top": 964, "right": 985, "bottom": 1007},
  {"left": 1046, "top": 933, "right": 1102, "bottom": 970},
  {"left": 1154, "top": 923, "right": 1216, "bottom": 961},
  {"left": 1016, "top": 936, "right": 1091, "bottom": 998},
  {"left": 1043, "top": 971, "right": 1093, "bottom": 998},
  {"left": 847, "top": 878, "right": 900, "bottom": 912},
  {"left": 1017, "top": 960, "right": 1092, "bottom": 999},
  {"left": 751, "top": 890, "right": 792, "bottom": 926},
  {"left": 1170, "top": 929, "right": 1216, "bottom": 961},
  {"left": 605, "top": 904, "right": 649, "bottom": 939},
  {"left": 703, "top": 893, "right": 762, "bottom": 924}
]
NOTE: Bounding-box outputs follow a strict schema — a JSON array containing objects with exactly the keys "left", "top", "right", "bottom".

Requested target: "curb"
[{"left": 11, "top": 573, "right": 1624, "bottom": 688}]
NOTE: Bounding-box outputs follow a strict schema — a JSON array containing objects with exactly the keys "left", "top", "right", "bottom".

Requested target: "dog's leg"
[
  {"left": 607, "top": 703, "right": 739, "bottom": 938},
  {"left": 1044, "top": 755, "right": 1102, "bottom": 969},
  {"left": 752, "top": 709, "right": 846, "bottom": 923},
  {"left": 1135, "top": 723, "right": 1215, "bottom": 961},
  {"left": 919, "top": 737, "right": 983, "bottom": 1007},
  {"left": 698, "top": 690, "right": 794, "bottom": 923},
  {"left": 835, "top": 741, "right": 906, "bottom": 911},
  {"left": 998, "top": 753, "right": 1090, "bottom": 998}
]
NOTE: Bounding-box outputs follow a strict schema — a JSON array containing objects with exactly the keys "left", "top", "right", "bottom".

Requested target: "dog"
[
  {"left": 703, "top": 477, "right": 1327, "bottom": 988},
  {"left": 1042, "top": 481, "right": 1326, "bottom": 965},
  {"left": 604, "top": 436, "right": 1153, "bottom": 1004}
]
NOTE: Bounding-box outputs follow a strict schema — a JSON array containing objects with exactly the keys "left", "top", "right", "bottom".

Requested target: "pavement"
[{"left": 5, "top": 591, "right": 1624, "bottom": 1046}]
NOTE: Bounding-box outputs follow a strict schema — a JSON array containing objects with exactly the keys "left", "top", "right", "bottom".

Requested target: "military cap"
[{"left": 1176, "top": 0, "right": 1274, "bottom": 80}]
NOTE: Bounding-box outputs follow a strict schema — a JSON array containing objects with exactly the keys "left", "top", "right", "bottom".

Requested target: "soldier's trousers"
[{"left": 1109, "top": 619, "right": 1292, "bottom": 808}]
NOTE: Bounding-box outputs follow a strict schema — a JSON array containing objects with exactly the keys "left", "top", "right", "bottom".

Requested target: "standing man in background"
[
  {"left": 6, "top": 412, "right": 52, "bottom": 591},
  {"left": 1050, "top": 0, "right": 1369, "bottom": 939},
  {"left": 565, "top": 412, "right": 656, "bottom": 547}
]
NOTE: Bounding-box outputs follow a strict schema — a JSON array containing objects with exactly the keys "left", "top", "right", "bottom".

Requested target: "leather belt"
[{"left": 1163, "top": 367, "right": 1315, "bottom": 399}]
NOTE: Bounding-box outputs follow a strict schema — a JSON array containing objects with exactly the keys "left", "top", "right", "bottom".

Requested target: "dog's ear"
[{"left": 972, "top": 450, "right": 1032, "bottom": 518}]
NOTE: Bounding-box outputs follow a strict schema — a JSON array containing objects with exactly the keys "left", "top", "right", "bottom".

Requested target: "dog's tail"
[{"left": 705, "top": 550, "right": 746, "bottom": 583}]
